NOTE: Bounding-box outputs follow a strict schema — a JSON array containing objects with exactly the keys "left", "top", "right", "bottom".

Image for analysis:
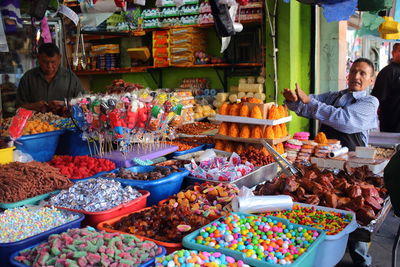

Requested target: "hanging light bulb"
[{"left": 36, "top": 28, "right": 41, "bottom": 42}]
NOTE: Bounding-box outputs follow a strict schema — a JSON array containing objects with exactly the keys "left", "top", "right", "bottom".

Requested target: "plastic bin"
[
  {"left": 0, "top": 210, "right": 84, "bottom": 267},
  {"left": 0, "top": 190, "right": 59, "bottom": 209},
  {"left": 97, "top": 208, "right": 183, "bottom": 254},
  {"left": 290, "top": 203, "right": 358, "bottom": 267},
  {"left": 56, "top": 128, "right": 98, "bottom": 156},
  {"left": 168, "top": 144, "right": 205, "bottom": 157},
  {"left": 54, "top": 189, "right": 149, "bottom": 227},
  {"left": 0, "top": 146, "right": 14, "bottom": 164},
  {"left": 104, "top": 166, "right": 189, "bottom": 205},
  {"left": 10, "top": 240, "right": 166, "bottom": 267},
  {"left": 15, "top": 130, "right": 65, "bottom": 162},
  {"left": 182, "top": 212, "right": 326, "bottom": 267}
]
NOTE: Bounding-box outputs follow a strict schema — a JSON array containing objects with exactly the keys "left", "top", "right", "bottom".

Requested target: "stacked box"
[
  {"left": 153, "top": 31, "right": 170, "bottom": 67},
  {"left": 168, "top": 27, "right": 206, "bottom": 67}
]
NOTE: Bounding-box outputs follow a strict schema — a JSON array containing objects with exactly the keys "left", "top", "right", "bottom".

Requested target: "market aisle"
[{"left": 337, "top": 209, "right": 398, "bottom": 267}]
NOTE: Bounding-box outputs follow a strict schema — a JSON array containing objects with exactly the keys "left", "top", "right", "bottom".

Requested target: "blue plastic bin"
[
  {"left": 10, "top": 244, "right": 166, "bottom": 267},
  {"left": 168, "top": 144, "right": 205, "bottom": 158},
  {"left": 103, "top": 166, "right": 189, "bottom": 205},
  {"left": 56, "top": 127, "right": 98, "bottom": 156},
  {"left": 0, "top": 210, "right": 84, "bottom": 267},
  {"left": 182, "top": 212, "right": 326, "bottom": 267},
  {"left": 15, "top": 130, "right": 65, "bottom": 162}
]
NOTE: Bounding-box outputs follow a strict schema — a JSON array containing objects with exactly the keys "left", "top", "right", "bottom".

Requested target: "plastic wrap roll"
[
  {"left": 210, "top": 89, "right": 217, "bottom": 96},
  {"left": 231, "top": 195, "right": 293, "bottom": 213},
  {"left": 329, "top": 147, "right": 349, "bottom": 158}
]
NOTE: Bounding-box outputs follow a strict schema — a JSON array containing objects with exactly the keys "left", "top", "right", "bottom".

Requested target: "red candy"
[{"left": 49, "top": 155, "right": 116, "bottom": 179}]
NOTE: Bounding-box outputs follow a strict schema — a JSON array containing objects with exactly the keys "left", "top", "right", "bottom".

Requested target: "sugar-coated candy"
[
  {"left": 155, "top": 249, "right": 251, "bottom": 267},
  {"left": 0, "top": 207, "right": 78, "bottom": 243},
  {"left": 48, "top": 178, "right": 142, "bottom": 212},
  {"left": 14, "top": 227, "right": 162, "bottom": 266}
]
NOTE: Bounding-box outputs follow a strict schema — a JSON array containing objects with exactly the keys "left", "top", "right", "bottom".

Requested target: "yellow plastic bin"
[{"left": 0, "top": 146, "right": 14, "bottom": 164}]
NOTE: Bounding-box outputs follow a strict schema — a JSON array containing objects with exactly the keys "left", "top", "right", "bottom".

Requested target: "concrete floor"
[{"left": 337, "top": 209, "right": 399, "bottom": 267}]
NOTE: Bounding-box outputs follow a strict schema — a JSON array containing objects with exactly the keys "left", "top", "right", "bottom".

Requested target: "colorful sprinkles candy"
[
  {"left": 189, "top": 213, "right": 322, "bottom": 265},
  {"left": 261, "top": 204, "right": 353, "bottom": 235}
]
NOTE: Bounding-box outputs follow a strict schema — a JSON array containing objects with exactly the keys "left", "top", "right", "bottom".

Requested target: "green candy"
[
  {"left": 73, "top": 251, "right": 87, "bottom": 258},
  {"left": 120, "top": 259, "right": 134, "bottom": 265},
  {"left": 51, "top": 246, "right": 61, "bottom": 256}
]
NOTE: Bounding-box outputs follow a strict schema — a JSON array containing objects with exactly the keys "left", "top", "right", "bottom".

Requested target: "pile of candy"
[
  {"left": 49, "top": 155, "right": 116, "bottom": 179},
  {"left": 22, "top": 120, "right": 59, "bottom": 135},
  {"left": 261, "top": 204, "right": 353, "bottom": 235},
  {"left": 161, "top": 141, "right": 197, "bottom": 151},
  {"left": 14, "top": 227, "right": 162, "bottom": 266},
  {"left": 30, "top": 112, "right": 64, "bottom": 122},
  {"left": 184, "top": 153, "right": 254, "bottom": 182},
  {"left": 49, "top": 178, "right": 142, "bottom": 212},
  {"left": 176, "top": 122, "right": 219, "bottom": 135},
  {"left": 104, "top": 167, "right": 181, "bottom": 181},
  {"left": 0, "top": 207, "right": 78, "bottom": 243},
  {"left": 109, "top": 205, "right": 212, "bottom": 242},
  {"left": 0, "top": 161, "right": 72, "bottom": 203},
  {"left": 190, "top": 214, "right": 321, "bottom": 265},
  {"left": 163, "top": 182, "right": 239, "bottom": 219},
  {"left": 239, "top": 147, "right": 275, "bottom": 167},
  {"left": 176, "top": 136, "right": 216, "bottom": 144},
  {"left": 155, "top": 250, "right": 249, "bottom": 267},
  {"left": 154, "top": 159, "right": 191, "bottom": 169}
]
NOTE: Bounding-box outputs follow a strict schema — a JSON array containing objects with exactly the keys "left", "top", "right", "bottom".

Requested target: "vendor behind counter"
[{"left": 16, "top": 43, "right": 84, "bottom": 112}]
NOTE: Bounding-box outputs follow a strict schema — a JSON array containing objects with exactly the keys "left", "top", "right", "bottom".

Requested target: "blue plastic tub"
[
  {"left": 10, "top": 244, "right": 166, "bottom": 267},
  {"left": 103, "top": 166, "right": 189, "bottom": 205},
  {"left": 15, "top": 130, "right": 65, "bottom": 162},
  {"left": 56, "top": 128, "right": 98, "bottom": 156},
  {"left": 182, "top": 212, "right": 326, "bottom": 267},
  {"left": 0, "top": 210, "right": 84, "bottom": 267},
  {"left": 168, "top": 144, "right": 206, "bottom": 158}
]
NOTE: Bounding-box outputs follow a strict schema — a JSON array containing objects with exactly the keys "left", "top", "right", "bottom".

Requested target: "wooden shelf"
[{"left": 74, "top": 63, "right": 263, "bottom": 75}]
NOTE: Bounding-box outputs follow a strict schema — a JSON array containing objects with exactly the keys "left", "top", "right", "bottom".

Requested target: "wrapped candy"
[
  {"left": 228, "top": 123, "right": 239, "bottom": 137},
  {"left": 239, "top": 125, "right": 250, "bottom": 138},
  {"left": 250, "top": 106, "right": 262, "bottom": 119}
]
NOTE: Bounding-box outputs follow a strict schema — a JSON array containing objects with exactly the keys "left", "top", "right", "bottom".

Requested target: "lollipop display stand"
[{"left": 97, "top": 144, "right": 179, "bottom": 167}]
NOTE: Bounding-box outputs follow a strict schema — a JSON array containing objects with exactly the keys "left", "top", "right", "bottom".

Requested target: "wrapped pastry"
[
  {"left": 273, "top": 125, "right": 283, "bottom": 139},
  {"left": 224, "top": 142, "right": 234, "bottom": 152},
  {"left": 236, "top": 143, "right": 245, "bottom": 154},
  {"left": 251, "top": 126, "right": 263, "bottom": 138},
  {"left": 218, "top": 122, "right": 229, "bottom": 135},
  {"left": 250, "top": 106, "right": 263, "bottom": 119},
  {"left": 219, "top": 103, "right": 230, "bottom": 115},
  {"left": 215, "top": 140, "right": 225, "bottom": 150},
  {"left": 280, "top": 123, "right": 288, "bottom": 137},
  {"left": 264, "top": 126, "right": 275, "bottom": 139},
  {"left": 268, "top": 105, "right": 279, "bottom": 120},
  {"left": 229, "top": 103, "right": 241, "bottom": 116},
  {"left": 239, "top": 124, "right": 250, "bottom": 138},
  {"left": 228, "top": 123, "right": 240, "bottom": 137},
  {"left": 315, "top": 132, "right": 328, "bottom": 144},
  {"left": 276, "top": 143, "right": 285, "bottom": 154},
  {"left": 261, "top": 147, "right": 270, "bottom": 156},
  {"left": 239, "top": 104, "right": 250, "bottom": 117}
]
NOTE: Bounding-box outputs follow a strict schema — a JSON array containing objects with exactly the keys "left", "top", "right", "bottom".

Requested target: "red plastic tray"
[
  {"left": 55, "top": 190, "right": 149, "bottom": 227},
  {"left": 97, "top": 207, "right": 182, "bottom": 254}
]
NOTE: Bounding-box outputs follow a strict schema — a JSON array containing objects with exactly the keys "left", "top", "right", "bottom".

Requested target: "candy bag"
[{"left": 8, "top": 108, "right": 33, "bottom": 140}]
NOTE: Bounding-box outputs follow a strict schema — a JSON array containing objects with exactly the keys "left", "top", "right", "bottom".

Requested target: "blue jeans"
[{"left": 348, "top": 240, "right": 372, "bottom": 266}]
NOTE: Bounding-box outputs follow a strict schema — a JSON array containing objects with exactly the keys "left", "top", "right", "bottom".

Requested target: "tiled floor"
[{"left": 337, "top": 209, "right": 398, "bottom": 267}]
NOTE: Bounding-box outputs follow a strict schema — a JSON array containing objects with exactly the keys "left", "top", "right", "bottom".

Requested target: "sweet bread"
[
  {"left": 215, "top": 140, "right": 225, "bottom": 150},
  {"left": 263, "top": 126, "right": 275, "bottom": 139},
  {"left": 219, "top": 103, "right": 230, "bottom": 115},
  {"left": 251, "top": 126, "right": 263, "bottom": 138},
  {"left": 228, "top": 123, "right": 239, "bottom": 137},
  {"left": 229, "top": 103, "right": 241, "bottom": 116},
  {"left": 218, "top": 122, "right": 229, "bottom": 135},
  {"left": 239, "top": 104, "right": 250, "bottom": 117},
  {"left": 240, "top": 125, "right": 251, "bottom": 138},
  {"left": 273, "top": 125, "right": 283, "bottom": 139},
  {"left": 250, "top": 106, "right": 263, "bottom": 119}
]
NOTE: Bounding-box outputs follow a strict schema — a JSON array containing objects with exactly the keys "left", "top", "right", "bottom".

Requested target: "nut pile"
[{"left": 104, "top": 167, "right": 181, "bottom": 181}]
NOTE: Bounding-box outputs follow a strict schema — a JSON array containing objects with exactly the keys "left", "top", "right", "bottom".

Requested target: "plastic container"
[
  {"left": 54, "top": 190, "right": 149, "bottom": 227},
  {"left": 0, "top": 146, "right": 14, "bottom": 164},
  {"left": 97, "top": 208, "right": 183, "bottom": 254},
  {"left": 0, "top": 210, "right": 84, "bottom": 267},
  {"left": 10, "top": 240, "right": 166, "bottom": 267},
  {"left": 56, "top": 128, "right": 98, "bottom": 156},
  {"left": 104, "top": 166, "right": 189, "bottom": 205},
  {"left": 0, "top": 190, "right": 60, "bottom": 209},
  {"left": 289, "top": 202, "right": 358, "bottom": 267},
  {"left": 15, "top": 130, "right": 65, "bottom": 162},
  {"left": 168, "top": 144, "right": 205, "bottom": 157},
  {"left": 182, "top": 212, "right": 326, "bottom": 267}
]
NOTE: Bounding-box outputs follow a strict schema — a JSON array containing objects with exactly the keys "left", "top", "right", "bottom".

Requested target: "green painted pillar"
[{"left": 265, "top": 0, "right": 312, "bottom": 134}]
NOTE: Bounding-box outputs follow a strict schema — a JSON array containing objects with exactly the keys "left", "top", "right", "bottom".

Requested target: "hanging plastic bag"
[{"left": 8, "top": 108, "right": 33, "bottom": 141}]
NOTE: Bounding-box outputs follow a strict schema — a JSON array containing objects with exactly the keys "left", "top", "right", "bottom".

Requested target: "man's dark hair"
[
  {"left": 393, "top": 43, "right": 400, "bottom": 52},
  {"left": 38, "top": 43, "right": 60, "bottom": 57},
  {"left": 353, "top": 57, "right": 375, "bottom": 75}
]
